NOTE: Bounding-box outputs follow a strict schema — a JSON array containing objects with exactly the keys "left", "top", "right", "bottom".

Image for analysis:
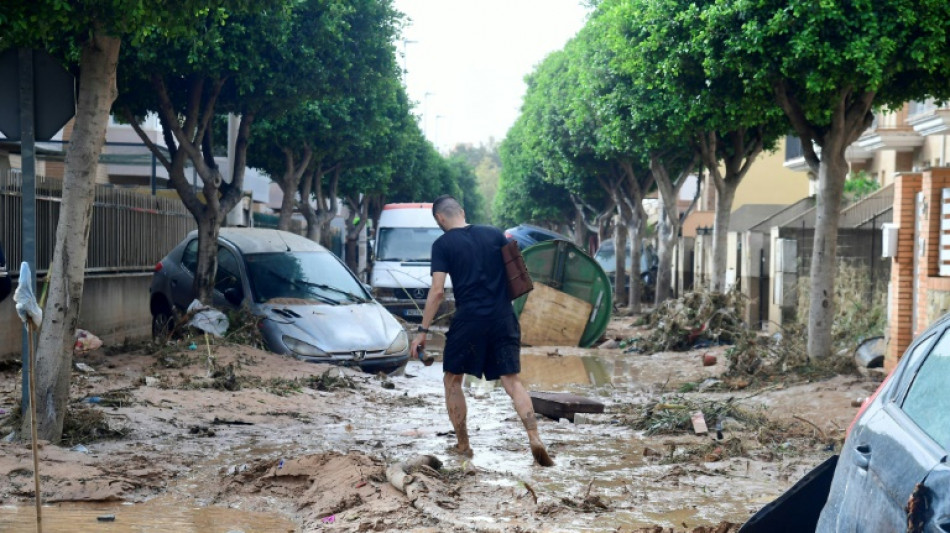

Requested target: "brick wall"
[
  {"left": 887, "top": 173, "right": 920, "bottom": 371},
  {"left": 887, "top": 168, "right": 950, "bottom": 372}
]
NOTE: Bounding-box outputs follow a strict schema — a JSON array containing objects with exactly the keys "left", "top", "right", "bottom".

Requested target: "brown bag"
[{"left": 501, "top": 240, "right": 534, "bottom": 300}]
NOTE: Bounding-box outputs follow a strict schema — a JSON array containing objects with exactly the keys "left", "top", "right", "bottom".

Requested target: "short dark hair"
[{"left": 432, "top": 195, "right": 463, "bottom": 218}]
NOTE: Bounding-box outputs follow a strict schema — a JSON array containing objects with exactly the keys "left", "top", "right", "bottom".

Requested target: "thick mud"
[{"left": 0, "top": 324, "right": 881, "bottom": 532}]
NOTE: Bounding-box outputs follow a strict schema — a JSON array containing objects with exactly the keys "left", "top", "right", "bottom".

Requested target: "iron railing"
[{"left": 0, "top": 169, "right": 196, "bottom": 275}]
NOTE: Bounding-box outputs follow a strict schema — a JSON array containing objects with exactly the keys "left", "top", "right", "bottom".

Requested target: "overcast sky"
[{"left": 393, "top": 0, "right": 591, "bottom": 152}]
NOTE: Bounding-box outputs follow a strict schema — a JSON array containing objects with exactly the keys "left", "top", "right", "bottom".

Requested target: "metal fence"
[{"left": 1, "top": 169, "right": 196, "bottom": 275}]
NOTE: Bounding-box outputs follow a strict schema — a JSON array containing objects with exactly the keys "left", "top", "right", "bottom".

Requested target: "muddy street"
[{"left": 0, "top": 321, "right": 881, "bottom": 532}]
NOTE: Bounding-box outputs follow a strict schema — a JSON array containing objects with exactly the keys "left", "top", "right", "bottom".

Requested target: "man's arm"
[{"left": 410, "top": 271, "right": 446, "bottom": 355}]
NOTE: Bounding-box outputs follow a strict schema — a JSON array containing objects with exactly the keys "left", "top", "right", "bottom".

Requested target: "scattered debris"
[
  {"left": 74, "top": 362, "right": 96, "bottom": 373},
  {"left": 854, "top": 336, "right": 885, "bottom": 368},
  {"left": 61, "top": 406, "right": 130, "bottom": 446},
  {"left": 599, "top": 339, "right": 620, "bottom": 350},
  {"left": 530, "top": 391, "right": 605, "bottom": 422},
  {"left": 307, "top": 369, "right": 358, "bottom": 392},
  {"left": 691, "top": 411, "right": 708, "bottom": 435},
  {"left": 627, "top": 291, "right": 747, "bottom": 354},
  {"left": 74, "top": 329, "right": 103, "bottom": 353}
]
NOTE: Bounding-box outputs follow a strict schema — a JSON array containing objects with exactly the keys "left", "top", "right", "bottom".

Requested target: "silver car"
[{"left": 149, "top": 228, "right": 410, "bottom": 374}]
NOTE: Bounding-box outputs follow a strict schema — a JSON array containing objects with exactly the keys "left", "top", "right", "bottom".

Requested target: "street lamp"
[
  {"left": 401, "top": 38, "right": 417, "bottom": 77},
  {"left": 423, "top": 92, "right": 434, "bottom": 136}
]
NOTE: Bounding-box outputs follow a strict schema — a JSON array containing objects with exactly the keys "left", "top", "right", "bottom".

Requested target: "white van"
[{"left": 370, "top": 203, "right": 453, "bottom": 321}]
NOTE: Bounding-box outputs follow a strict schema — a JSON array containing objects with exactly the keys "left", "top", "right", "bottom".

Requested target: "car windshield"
[
  {"left": 243, "top": 251, "right": 368, "bottom": 305},
  {"left": 376, "top": 227, "right": 443, "bottom": 262}
]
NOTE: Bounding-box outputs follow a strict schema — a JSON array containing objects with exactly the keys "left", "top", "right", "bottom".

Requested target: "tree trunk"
[
  {"left": 807, "top": 150, "right": 849, "bottom": 359},
  {"left": 710, "top": 184, "right": 737, "bottom": 292},
  {"left": 277, "top": 180, "right": 297, "bottom": 231},
  {"left": 29, "top": 33, "right": 120, "bottom": 442},
  {"left": 277, "top": 147, "right": 312, "bottom": 231},
  {"left": 194, "top": 216, "right": 220, "bottom": 304},
  {"left": 344, "top": 196, "right": 369, "bottom": 274},
  {"left": 573, "top": 208, "right": 589, "bottom": 250},
  {"left": 613, "top": 219, "right": 628, "bottom": 307},
  {"left": 627, "top": 216, "right": 643, "bottom": 313},
  {"left": 655, "top": 206, "right": 676, "bottom": 304}
]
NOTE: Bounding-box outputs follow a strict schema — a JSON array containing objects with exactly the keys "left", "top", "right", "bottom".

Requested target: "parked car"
[
  {"left": 150, "top": 228, "right": 410, "bottom": 374},
  {"left": 593, "top": 239, "right": 658, "bottom": 302},
  {"left": 370, "top": 203, "right": 453, "bottom": 322},
  {"left": 503, "top": 224, "right": 569, "bottom": 250},
  {"left": 813, "top": 313, "right": 950, "bottom": 531}
]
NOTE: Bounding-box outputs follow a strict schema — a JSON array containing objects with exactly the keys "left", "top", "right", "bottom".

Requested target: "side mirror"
[
  {"left": 224, "top": 287, "right": 244, "bottom": 306},
  {"left": 362, "top": 283, "right": 373, "bottom": 295}
]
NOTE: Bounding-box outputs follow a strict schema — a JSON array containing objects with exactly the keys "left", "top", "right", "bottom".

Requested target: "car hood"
[{"left": 260, "top": 301, "right": 403, "bottom": 352}]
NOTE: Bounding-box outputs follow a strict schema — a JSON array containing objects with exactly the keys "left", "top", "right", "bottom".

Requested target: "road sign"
[{"left": 0, "top": 48, "right": 76, "bottom": 141}]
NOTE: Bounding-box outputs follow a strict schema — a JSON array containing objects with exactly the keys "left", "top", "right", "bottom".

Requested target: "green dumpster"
[{"left": 513, "top": 240, "right": 612, "bottom": 347}]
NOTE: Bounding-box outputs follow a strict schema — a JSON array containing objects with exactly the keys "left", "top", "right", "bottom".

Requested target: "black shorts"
[{"left": 443, "top": 313, "right": 521, "bottom": 381}]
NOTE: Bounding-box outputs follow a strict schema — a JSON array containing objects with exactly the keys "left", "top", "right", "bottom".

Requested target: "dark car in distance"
[
  {"left": 149, "top": 228, "right": 410, "bottom": 374},
  {"left": 503, "top": 224, "right": 569, "bottom": 250},
  {"left": 815, "top": 312, "right": 950, "bottom": 531}
]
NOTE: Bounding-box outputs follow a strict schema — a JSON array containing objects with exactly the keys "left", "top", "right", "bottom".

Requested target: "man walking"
[{"left": 410, "top": 195, "right": 554, "bottom": 467}]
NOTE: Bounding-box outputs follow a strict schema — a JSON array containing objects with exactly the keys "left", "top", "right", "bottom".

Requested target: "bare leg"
[
  {"left": 500, "top": 374, "right": 554, "bottom": 467},
  {"left": 443, "top": 372, "right": 473, "bottom": 456}
]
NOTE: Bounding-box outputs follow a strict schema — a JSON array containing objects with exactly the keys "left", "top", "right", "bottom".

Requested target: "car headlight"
[
  {"left": 374, "top": 287, "right": 394, "bottom": 299},
  {"left": 282, "top": 335, "right": 327, "bottom": 357},
  {"left": 385, "top": 330, "right": 409, "bottom": 355}
]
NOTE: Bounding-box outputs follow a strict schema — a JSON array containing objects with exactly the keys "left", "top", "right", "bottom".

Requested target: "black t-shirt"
[{"left": 431, "top": 225, "right": 512, "bottom": 321}]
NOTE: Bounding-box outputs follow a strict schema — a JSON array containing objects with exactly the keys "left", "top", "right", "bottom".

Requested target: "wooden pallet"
[{"left": 518, "top": 282, "right": 592, "bottom": 346}]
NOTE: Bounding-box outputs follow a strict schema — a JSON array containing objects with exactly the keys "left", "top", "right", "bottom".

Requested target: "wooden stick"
[{"left": 27, "top": 323, "right": 42, "bottom": 533}]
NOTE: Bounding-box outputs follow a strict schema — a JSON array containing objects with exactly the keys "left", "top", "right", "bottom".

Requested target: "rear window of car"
[{"left": 901, "top": 330, "right": 950, "bottom": 450}]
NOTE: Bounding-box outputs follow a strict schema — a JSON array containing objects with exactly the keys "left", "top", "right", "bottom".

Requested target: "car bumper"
[{"left": 294, "top": 353, "right": 410, "bottom": 374}]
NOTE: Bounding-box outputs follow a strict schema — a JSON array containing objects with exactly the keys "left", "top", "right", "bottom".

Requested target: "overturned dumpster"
[{"left": 513, "top": 240, "right": 612, "bottom": 347}]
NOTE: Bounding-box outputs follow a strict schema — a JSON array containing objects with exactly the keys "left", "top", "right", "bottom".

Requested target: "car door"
[
  {"left": 169, "top": 238, "right": 200, "bottom": 311},
  {"left": 212, "top": 245, "right": 245, "bottom": 309},
  {"left": 849, "top": 329, "right": 949, "bottom": 531},
  {"left": 897, "top": 333, "right": 950, "bottom": 532}
]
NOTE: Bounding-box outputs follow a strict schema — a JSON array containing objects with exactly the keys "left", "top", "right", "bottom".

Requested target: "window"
[
  {"left": 940, "top": 188, "right": 950, "bottom": 276},
  {"left": 181, "top": 240, "right": 198, "bottom": 274},
  {"left": 244, "top": 251, "right": 367, "bottom": 304},
  {"left": 215, "top": 247, "right": 242, "bottom": 294},
  {"left": 376, "top": 228, "right": 443, "bottom": 262},
  {"left": 901, "top": 330, "right": 950, "bottom": 450}
]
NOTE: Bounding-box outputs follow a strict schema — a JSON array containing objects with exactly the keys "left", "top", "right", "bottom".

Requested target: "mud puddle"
[{"left": 0, "top": 496, "right": 295, "bottom": 532}]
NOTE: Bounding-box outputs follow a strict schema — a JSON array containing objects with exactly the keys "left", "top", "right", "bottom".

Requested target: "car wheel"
[{"left": 152, "top": 304, "right": 175, "bottom": 340}]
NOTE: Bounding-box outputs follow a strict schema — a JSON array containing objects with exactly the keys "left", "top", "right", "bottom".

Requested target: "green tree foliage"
[
  {"left": 700, "top": 0, "right": 950, "bottom": 358},
  {"left": 0, "top": 0, "right": 242, "bottom": 442},
  {"left": 115, "top": 0, "right": 351, "bottom": 302},
  {"left": 449, "top": 141, "right": 501, "bottom": 222}
]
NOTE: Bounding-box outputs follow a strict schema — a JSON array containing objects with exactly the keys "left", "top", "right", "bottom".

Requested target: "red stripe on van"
[{"left": 383, "top": 203, "right": 433, "bottom": 210}]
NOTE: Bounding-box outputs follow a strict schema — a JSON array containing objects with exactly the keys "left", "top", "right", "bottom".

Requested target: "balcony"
[
  {"left": 856, "top": 107, "right": 924, "bottom": 152},
  {"left": 907, "top": 99, "right": 950, "bottom": 136}
]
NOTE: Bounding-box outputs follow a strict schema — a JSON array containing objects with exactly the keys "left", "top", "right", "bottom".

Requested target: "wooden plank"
[
  {"left": 518, "top": 282, "right": 592, "bottom": 346},
  {"left": 529, "top": 391, "right": 605, "bottom": 422}
]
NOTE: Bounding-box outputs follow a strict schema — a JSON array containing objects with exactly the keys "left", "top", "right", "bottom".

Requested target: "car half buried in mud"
[{"left": 149, "top": 228, "right": 410, "bottom": 374}]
